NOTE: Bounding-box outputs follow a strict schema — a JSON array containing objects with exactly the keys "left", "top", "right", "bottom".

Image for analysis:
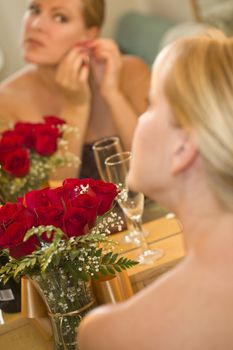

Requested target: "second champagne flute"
[{"left": 105, "top": 152, "right": 164, "bottom": 264}]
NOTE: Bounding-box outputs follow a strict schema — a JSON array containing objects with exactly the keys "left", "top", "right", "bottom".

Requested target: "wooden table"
[
  {"left": 111, "top": 215, "right": 185, "bottom": 292},
  {"left": 0, "top": 216, "right": 185, "bottom": 349}
]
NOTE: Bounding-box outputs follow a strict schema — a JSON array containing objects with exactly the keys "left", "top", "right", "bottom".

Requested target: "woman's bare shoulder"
[
  {"left": 0, "top": 66, "right": 36, "bottom": 116},
  {"left": 0, "top": 65, "right": 36, "bottom": 91},
  {"left": 121, "top": 55, "right": 150, "bottom": 77},
  {"left": 120, "top": 55, "right": 151, "bottom": 114},
  {"left": 79, "top": 255, "right": 233, "bottom": 350}
]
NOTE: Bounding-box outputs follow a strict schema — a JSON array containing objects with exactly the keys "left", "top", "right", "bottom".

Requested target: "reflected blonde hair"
[
  {"left": 156, "top": 32, "right": 233, "bottom": 210},
  {"left": 80, "top": 0, "right": 105, "bottom": 28}
]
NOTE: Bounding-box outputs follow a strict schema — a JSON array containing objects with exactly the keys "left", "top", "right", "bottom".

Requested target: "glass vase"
[{"left": 30, "top": 268, "right": 96, "bottom": 350}]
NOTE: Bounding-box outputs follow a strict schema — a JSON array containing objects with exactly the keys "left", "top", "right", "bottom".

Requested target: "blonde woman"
[
  {"left": 0, "top": 0, "right": 150, "bottom": 179},
  {"left": 79, "top": 35, "right": 233, "bottom": 349}
]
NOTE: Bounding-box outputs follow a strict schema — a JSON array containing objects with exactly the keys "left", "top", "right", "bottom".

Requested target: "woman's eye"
[
  {"left": 54, "top": 14, "right": 69, "bottom": 23},
  {"left": 28, "top": 4, "right": 40, "bottom": 15}
]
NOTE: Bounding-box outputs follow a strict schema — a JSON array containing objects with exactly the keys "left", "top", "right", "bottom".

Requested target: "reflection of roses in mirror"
[
  {"left": 34, "top": 124, "right": 59, "bottom": 156},
  {"left": 0, "top": 116, "right": 80, "bottom": 203},
  {"left": 0, "top": 117, "right": 61, "bottom": 176},
  {"left": 3, "top": 148, "right": 30, "bottom": 177},
  {"left": 0, "top": 133, "right": 24, "bottom": 163}
]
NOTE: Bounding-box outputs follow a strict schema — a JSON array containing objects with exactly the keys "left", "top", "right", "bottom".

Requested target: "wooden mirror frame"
[{"left": 190, "top": 0, "right": 203, "bottom": 21}]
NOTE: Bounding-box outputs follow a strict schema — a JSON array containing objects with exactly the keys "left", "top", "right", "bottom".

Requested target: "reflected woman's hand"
[
  {"left": 90, "top": 38, "right": 123, "bottom": 99},
  {"left": 55, "top": 47, "right": 91, "bottom": 107}
]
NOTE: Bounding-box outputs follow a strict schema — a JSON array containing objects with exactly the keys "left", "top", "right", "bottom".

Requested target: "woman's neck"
[
  {"left": 36, "top": 65, "right": 59, "bottom": 91},
  {"left": 176, "top": 194, "right": 233, "bottom": 266},
  {"left": 164, "top": 166, "right": 233, "bottom": 257}
]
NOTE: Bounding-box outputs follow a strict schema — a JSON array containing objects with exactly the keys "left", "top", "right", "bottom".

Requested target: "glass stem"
[
  {"left": 131, "top": 216, "right": 150, "bottom": 252},
  {"left": 124, "top": 216, "right": 136, "bottom": 235}
]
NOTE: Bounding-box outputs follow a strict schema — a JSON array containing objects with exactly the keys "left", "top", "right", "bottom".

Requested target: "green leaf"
[
  {"left": 116, "top": 256, "right": 125, "bottom": 264},
  {"left": 96, "top": 248, "right": 102, "bottom": 257},
  {"left": 102, "top": 252, "right": 112, "bottom": 264},
  {"left": 113, "top": 264, "right": 122, "bottom": 273},
  {"left": 106, "top": 265, "right": 116, "bottom": 275},
  {"left": 24, "top": 227, "right": 37, "bottom": 241},
  {"left": 14, "top": 263, "right": 26, "bottom": 278},
  {"left": 99, "top": 266, "right": 108, "bottom": 276},
  {"left": 110, "top": 253, "right": 118, "bottom": 264}
]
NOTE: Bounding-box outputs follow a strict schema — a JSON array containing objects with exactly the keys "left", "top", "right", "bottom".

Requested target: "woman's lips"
[{"left": 24, "top": 38, "right": 45, "bottom": 48}]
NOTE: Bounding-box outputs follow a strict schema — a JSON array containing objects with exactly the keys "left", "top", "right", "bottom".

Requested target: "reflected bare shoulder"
[
  {"left": 0, "top": 66, "right": 37, "bottom": 121},
  {"left": 121, "top": 55, "right": 150, "bottom": 80},
  {"left": 121, "top": 55, "right": 151, "bottom": 115}
]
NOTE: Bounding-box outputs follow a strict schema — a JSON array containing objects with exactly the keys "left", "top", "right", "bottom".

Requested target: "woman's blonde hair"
[
  {"left": 81, "top": 0, "right": 105, "bottom": 28},
  {"left": 156, "top": 32, "right": 233, "bottom": 210}
]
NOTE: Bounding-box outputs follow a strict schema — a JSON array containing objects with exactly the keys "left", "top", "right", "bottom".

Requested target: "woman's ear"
[{"left": 171, "top": 131, "right": 198, "bottom": 175}]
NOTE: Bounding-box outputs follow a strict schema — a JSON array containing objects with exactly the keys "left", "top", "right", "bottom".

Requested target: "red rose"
[
  {"left": 0, "top": 206, "right": 38, "bottom": 257},
  {"left": 46, "top": 187, "right": 65, "bottom": 207},
  {"left": 34, "top": 124, "right": 59, "bottom": 156},
  {"left": 35, "top": 206, "right": 64, "bottom": 242},
  {"left": 2, "top": 148, "right": 30, "bottom": 177},
  {"left": 9, "top": 236, "right": 39, "bottom": 259},
  {"left": 23, "top": 188, "right": 51, "bottom": 209},
  {"left": 69, "top": 194, "right": 99, "bottom": 227},
  {"left": 61, "top": 180, "right": 83, "bottom": 203},
  {"left": 2, "top": 129, "right": 20, "bottom": 139},
  {"left": 3, "top": 222, "right": 28, "bottom": 246},
  {"left": 1, "top": 130, "right": 24, "bottom": 143},
  {"left": 0, "top": 221, "right": 38, "bottom": 254},
  {"left": 63, "top": 207, "right": 89, "bottom": 237},
  {"left": 63, "top": 178, "right": 92, "bottom": 188},
  {"left": 62, "top": 178, "right": 117, "bottom": 215},
  {"left": 89, "top": 179, "right": 118, "bottom": 215},
  {"left": 43, "top": 116, "right": 65, "bottom": 137},
  {"left": 36, "top": 206, "right": 64, "bottom": 229},
  {"left": 0, "top": 133, "right": 23, "bottom": 162},
  {"left": 14, "top": 122, "right": 36, "bottom": 149},
  {"left": 0, "top": 229, "right": 10, "bottom": 247},
  {"left": 62, "top": 178, "right": 96, "bottom": 203},
  {"left": 43, "top": 116, "right": 66, "bottom": 127},
  {"left": 0, "top": 203, "right": 21, "bottom": 227},
  {"left": 12, "top": 206, "right": 38, "bottom": 229},
  {"left": 0, "top": 203, "right": 35, "bottom": 229}
]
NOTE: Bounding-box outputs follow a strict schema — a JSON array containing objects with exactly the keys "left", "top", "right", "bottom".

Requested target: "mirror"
[{"left": 190, "top": 0, "right": 233, "bottom": 35}]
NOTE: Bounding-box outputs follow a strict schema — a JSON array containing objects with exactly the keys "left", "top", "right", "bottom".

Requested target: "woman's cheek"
[
  {"left": 127, "top": 126, "right": 147, "bottom": 191},
  {"left": 133, "top": 114, "right": 152, "bottom": 158}
]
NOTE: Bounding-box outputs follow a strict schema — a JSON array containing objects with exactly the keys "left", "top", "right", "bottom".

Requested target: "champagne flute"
[
  {"left": 105, "top": 152, "right": 164, "bottom": 264},
  {"left": 93, "top": 137, "right": 138, "bottom": 243},
  {"left": 93, "top": 137, "right": 123, "bottom": 182}
]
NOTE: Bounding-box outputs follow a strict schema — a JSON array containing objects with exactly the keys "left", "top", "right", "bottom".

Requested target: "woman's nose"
[{"left": 31, "top": 14, "right": 47, "bottom": 30}]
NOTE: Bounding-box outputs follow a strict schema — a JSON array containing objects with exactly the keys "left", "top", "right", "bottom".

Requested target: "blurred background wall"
[
  {"left": 102, "top": 0, "right": 193, "bottom": 37},
  {"left": 0, "top": 0, "right": 26, "bottom": 80},
  {"left": 0, "top": 0, "right": 193, "bottom": 80}
]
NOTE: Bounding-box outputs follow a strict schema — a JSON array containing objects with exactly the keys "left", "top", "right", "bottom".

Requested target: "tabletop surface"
[{"left": 111, "top": 215, "right": 185, "bottom": 289}]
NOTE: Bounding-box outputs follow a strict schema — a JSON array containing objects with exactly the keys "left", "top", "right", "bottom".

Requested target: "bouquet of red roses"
[
  {"left": 0, "top": 116, "right": 79, "bottom": 203},
  {"left": 0, "top": 178, "right": 137, "bottom": 283}
]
